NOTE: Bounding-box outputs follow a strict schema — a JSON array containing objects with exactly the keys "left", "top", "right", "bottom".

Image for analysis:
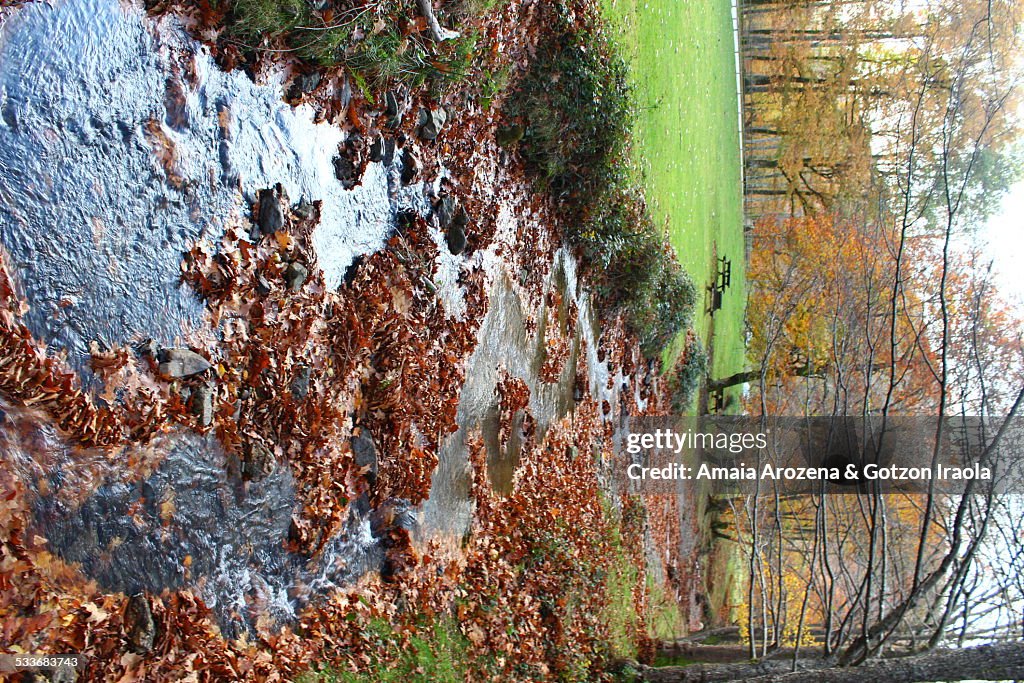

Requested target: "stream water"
[{"left": 0, "top": 0, "right": 620, "bottom": 633}]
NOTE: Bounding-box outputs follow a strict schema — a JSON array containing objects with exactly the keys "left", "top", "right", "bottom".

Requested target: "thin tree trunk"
[{"left": 416, "top": 0, "right": 459, "bottom": 41}]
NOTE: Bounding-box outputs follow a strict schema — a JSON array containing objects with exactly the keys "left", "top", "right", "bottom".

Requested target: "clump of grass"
[
  {"left": 297, "top": 617, "right": 473, "bottom": 683},
  {"left": 449, "top": 0, "right": 510, "bottom": 21},
  {"left": 506, "top": 3, "right": 697, "bottom": 360},
  {"left": 603, "top": 523, "right": 642, "bottom": 661},
  {"left": 220, "top": 0, "right": 478, "bottom": 89},
  {"left": 478, "top": 65, "right": 510, "bottom": 109}
]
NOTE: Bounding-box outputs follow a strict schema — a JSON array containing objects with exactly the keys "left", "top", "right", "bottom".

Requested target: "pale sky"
[{"left": 982, "top": 180, "right": 1024, "bottom": 307}]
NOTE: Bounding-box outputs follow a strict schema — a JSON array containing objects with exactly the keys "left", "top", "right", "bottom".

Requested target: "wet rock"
[
  {"left": 395, "top": 209, "right": 418, "bottom": 235},
  {"left": 124, "top": 593, "right": 156, "bottom": 653},
  {"left": 339, "top": 77, "right": 353, "bottom": 111},
  {"left": 255, "top": 272, "right": 272, "bottom": 295},
  {"left": 190, "top": 384, "right": 214, "bottom": 427},
  {"left": 434, "top": 194, "right": 458, "bottom": 229},
  {"left": 300, "top": 71, "right": 322, "bottom": 93},
  {"left": 135, "top": 338, "right": 158, "bottom": 358},
  {"left": 333, "top": 154, "right": 358, "bottom": 189},
  {"left": 417, "top": 106, "right": 447, "bottom": 141},
  {"left": 370, "top": 497, "right": 417, "bottom": 537},
  {"left": 292, "top": 199, "right": 314, "bottom": 220},
  {"left": 384, "top": 89, "right": 410, "bottom": 129},
  {"left": 290, "top": 365, "right": 311, "bottom": 399},
  {"left": 496, "top": 124, "right": 524, "bottom": 147},
  {"left": 284, "top": 262, "right": 308, "bottom": 291},
  {"left": 450, "top": 209, "right": 470, "bottom": 251},
  {"left": 257, "top": 185, "right": 285, "bottom": 235},
  {"left": 368, "top": 134, "right": 385, "bottom": 163},
  {"left": 2, "top": 102, "right": 18, "bottom": 131},
  {"left": 343, "top": 254, "right": 364, "bottom": 287},
  {"left": 393, "top": 507, "right": 417, "bottom": 531},
  {"left": 453, "top": 202, "right": 470, "bottom": 231},
  {"left": 157, "top": 348, "right": 211, "bottom": 378},
  {"left": 287, "top": 517, "right": 303, "bottom": 547},
  {"left": 288, "top": 71, "right": 321, "bottom": 99},
  {"left": 382, "top": 137, "right": 397, "bottom": 165},
  {"left": 243, "top": 441, "right": 275, "bottom": 481},
  {"left": 400, "top": 146, "right": 420, "bottom": 185},
  {"left": 45, "top": 663, "right": 79, "bottom": 682},
  {"left": 351, "top": 492, "right": 371, "bottom": 517},
  {"left": 352, "top": 429, "right": 378, "bottom": 481},
  {"left": 446, "top": 222, "right": 467, "bottom": 255}
]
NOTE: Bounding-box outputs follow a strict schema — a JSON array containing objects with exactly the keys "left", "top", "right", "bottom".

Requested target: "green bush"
[
  {"left": 508, "top": 10, "right": 633, "bottom": 201},
  {"left": 574, "top": 185, "right": 697, "bottom": 359},
  {"left": 667, "top": 334, "right": 707, "bottom": 412},
  {"left": 624, "top": 251, "right": 697, "bottom": 358},
  {"left": 506, "top": 4, "right": 698, "bottom": 360}
]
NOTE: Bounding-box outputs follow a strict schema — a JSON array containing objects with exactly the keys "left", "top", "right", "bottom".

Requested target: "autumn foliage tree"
[{"left": 689, "top": 0, "right": 1024, "bottom": 681}]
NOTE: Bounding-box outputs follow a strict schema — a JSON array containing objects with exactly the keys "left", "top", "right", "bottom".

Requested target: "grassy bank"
[{"left": 602, "top": 0, "right": 746, "bottom": 402}]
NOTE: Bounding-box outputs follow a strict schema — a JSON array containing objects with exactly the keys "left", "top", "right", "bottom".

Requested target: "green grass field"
[{"left": 602, "top": 0, "right": 747, "bottom": 401}]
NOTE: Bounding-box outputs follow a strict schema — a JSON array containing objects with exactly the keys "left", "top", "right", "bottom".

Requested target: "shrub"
[
  {"left": 624, "top": 252, "right": 698, "bottom": 358},
  {"left": 506, "top": 4, "right": 698, "bottom": 361},
  {"left": 508, "top": 9, "right": 633, "bottom": 202},
  {"left": 575, "top": 186, "right": 697, "bottom": 359},
  {"left": 666, "top": 334, "right": 707, "bottom": 412}
]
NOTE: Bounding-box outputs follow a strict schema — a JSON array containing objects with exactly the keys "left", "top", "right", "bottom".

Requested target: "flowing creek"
[{"left": 0, "top": 0, "right": 621, "bottom": 633}]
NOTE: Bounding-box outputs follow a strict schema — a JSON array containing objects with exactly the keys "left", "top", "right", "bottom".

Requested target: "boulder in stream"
[
  {"left": 290, "top": 364, "right": 311, "bottom": 399},
  {"left": 417, "top": 106, "right": 447, "bottom": 141},
  {"left": 136, "top": 338, "right": 158, "bottom": 358},
  {"left": 352, "top": 429, "right": 378, "bottom": 481},
  {"left": 368, "top": 134, "right": 385, "bottom": 163},
  {"left": 190, "top": 383, "right": 214, "bottom": 427},
  {"left": 292, "top": 199, "right": 314, "bottom": 220},
  {"left": 369, "top": 133, "right": 400, "bottom": 165},
  {"left": 446, "top": 222, "right": 467, "bottom": 255},
  {"left": 370, "top": 497, "right": 417, "bottom": 537},
  {"left": 257, "top": 185, "right": 285, "bottom": 235},
  {"left": 284, "top": 262, "right": 308, "bottom": 291},
  {"left": 436, "top": 193, "right": 470, "bottom": 256},
  {"left": 400, "top": 146, "right": 420, "bottom": 185},
  {"left": 333, "top": 154, "right": 358, "bottom": 189},
  {"left": 384, "top": 89, "right": 410, "bottom": 129},
  {"left": 124, "top": 593, "right": 156, "bottom": 653},
  {"left": 242, "top": 441, "right": 276, "bottom": 481},
  {"left": 434, "top": 194, "right": 459, "bottom": 229},
  {"left": 157, "top": 348, "right": 212, "bottom": 378},
  {"left": 288, "top": 71, "right": 321, "bottom": 100}
]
